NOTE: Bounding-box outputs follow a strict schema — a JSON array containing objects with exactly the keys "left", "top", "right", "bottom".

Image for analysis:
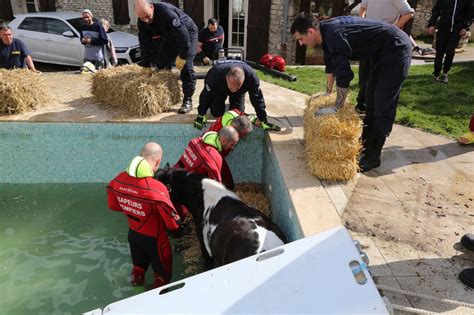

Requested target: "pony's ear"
[{"left": 164, "top": 162, "right": 170, "bottom": 171}]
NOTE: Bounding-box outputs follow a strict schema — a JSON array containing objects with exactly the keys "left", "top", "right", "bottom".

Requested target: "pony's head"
[{"left": 154, "top": 165, "right": 205, "bottom": 214}]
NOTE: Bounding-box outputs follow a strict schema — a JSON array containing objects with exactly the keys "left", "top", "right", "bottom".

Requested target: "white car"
[{"left": 8, "top": 12, "right": 141, "bottom": 67}]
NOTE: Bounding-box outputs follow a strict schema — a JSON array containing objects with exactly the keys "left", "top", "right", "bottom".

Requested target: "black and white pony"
[{"left": 155, "top": 167, "right": 287, "bottom": 268}]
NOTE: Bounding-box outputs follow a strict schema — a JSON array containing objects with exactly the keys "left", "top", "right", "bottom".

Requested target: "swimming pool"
[{"left": 0, "top": 122, "right": 302, "bottom": 314}]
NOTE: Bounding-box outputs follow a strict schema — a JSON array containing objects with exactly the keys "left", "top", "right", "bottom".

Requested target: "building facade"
[{"left": 1, "top": 0, "right": 459, "bottom": 65}]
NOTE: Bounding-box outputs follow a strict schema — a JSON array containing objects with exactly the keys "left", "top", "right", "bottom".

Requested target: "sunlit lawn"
[{"left": 256, "top": 63, "right": 474, "bottom": 138}]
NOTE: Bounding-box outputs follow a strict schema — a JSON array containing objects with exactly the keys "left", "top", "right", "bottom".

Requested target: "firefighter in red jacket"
[
  {"left": 175, "top": 126, "right": 239, "bottom": 183},
  {"left": 107, "top": 142, "right": 183, "bottom": 288},
  {"left": 207, "top": 109, "right": 253, "bottom": 188}
]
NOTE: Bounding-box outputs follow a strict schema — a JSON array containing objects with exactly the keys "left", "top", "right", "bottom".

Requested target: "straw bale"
[
  {"left": 175, "top": 183, "right": 271, "bottom": 274},
  {"left": 307, "top": 157, "right": 359, "bottom": 181},
  {"left": 303, "top": 93, "right": 362, "bottom": 181},
  {"left": 304, "top": 94, "right": 362, "bottom": 140},
  {"left": 91, "top": 64, "right": 182, "bottom": 117},
  {"left": 0, "top": 69, "right": 49, "bottom": 114},
  {"left": 305, "top": 137, "right": 361, "bottom": 160}
]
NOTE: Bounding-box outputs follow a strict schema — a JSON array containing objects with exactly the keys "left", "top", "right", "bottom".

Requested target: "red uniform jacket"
[
  {"left": 107, "top": 172, "right": 181, "bottom": 238},
  {"left": 175, "top": 137, "right": 223, "bottom": 182},
  {"left": 208, "top": 109, "right": 243, "bottom": 158},
  {"left": 208, "top": 109, "right": 243, "bottom": 133}
]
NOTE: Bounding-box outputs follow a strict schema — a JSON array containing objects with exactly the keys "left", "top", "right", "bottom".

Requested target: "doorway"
[{"left": 214, "top": 0, "right": 248, "bottom": 55}]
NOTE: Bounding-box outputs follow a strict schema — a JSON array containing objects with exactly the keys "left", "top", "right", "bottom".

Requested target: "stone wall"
[
  {"left": 56, "top": 0, "right": 132, "bottom": 32},
  {"left": 412, "top": 0, "right": 435, "bottom": 36},
  {"left": 268, "top": 0, "right": 298, "bottom": 64}
]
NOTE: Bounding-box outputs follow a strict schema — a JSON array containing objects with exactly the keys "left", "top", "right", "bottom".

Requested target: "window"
[
  {"left": 18, "top": 17, "right": 46, "bottom": 32},
  {"left": 66, "top": 18, "right": 85, "bottom": 34},
  {"left": 25, "top": 0, "right": 39, "bottom": 13},
  {"left": 46, "top": 18, "right": 72, "bottom": 35},
  {"left": 231, "top": 0, "right": 245, "bottom": 47}
]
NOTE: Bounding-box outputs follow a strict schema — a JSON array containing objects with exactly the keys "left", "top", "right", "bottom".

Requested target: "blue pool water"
[{"left": 0, "top": 122, "right": 302, "bottom": 314}]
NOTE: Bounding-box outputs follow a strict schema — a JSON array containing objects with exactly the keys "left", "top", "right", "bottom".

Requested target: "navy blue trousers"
[{"left": 364, "top": 50, "right": 412, "bottom": 139}]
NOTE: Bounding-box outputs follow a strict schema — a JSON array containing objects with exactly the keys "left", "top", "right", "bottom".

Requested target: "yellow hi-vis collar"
[
  {"left": 127, "top": 156, "right": 154, "bottom": 178},
  {"left": 202, "top": 131, "right": 222, "bottom": 152},
  {"left": 221, "top": 110, "right": 240, "bottom": 127}
]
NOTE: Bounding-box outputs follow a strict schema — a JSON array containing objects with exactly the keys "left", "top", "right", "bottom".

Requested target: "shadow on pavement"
[{"left": 370, "top": 141, "right": 474, "bottom": 176}]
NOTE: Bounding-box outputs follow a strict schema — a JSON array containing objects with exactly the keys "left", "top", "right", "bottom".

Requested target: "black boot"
[
  {"left": 459, "top": 268, "right": 474, "bottom": 288},
  {"left": 355, "top": 103, "right": 366, "bottom": 114},
  {"left": 361, "top": 124, "right": 371, "bottom": 156},
  {"left": 359, "top": 136, "right": 385, "bottom": 172},
  {"left": 461, "top": 234, "right": 474, "bottom": 251},
  {"left": 178, "top": 96, "right": 192, "bottom": 114}
]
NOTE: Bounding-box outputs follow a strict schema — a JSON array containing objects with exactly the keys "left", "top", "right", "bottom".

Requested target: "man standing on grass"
[
  {"left": 291, "top": 13, "right": 412, "bottom": 172},
  {"left": 356, "top": 0, "right": 414, "bottom": 113},
  {"left": 427, "top": 0, "right": 472, "bottom": 84}
]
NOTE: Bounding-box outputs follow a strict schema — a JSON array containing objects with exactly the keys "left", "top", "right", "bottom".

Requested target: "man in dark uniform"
[
  {"left": 194, "top": 60, "right": 281, "bottom": 131},
  {"left": 427, "top": 0, "right": 472, "bottom": 83},
  {"left": 291, "top": 13, "right": 412, "bottom": 172},
  {"left": 107, "top": 142, "right": 183, "bottom": 288},
  {"left": 135, "top": 0, "right": 198, "bottom": 114},
  {"left": 197, "top": 18, "right": 224, "bottom": 64},
  {"left": 0, "top": 25, "right": 38, "bottom": 71}
]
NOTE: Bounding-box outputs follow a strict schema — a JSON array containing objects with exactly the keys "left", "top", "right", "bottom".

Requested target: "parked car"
[{"left": 8, "top": 12, "right": 141, "bottom": 67}]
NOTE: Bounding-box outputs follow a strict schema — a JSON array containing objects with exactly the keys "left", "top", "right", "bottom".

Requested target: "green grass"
[{"left": 256, "top": 63, "right": 474, "bottom": 138}]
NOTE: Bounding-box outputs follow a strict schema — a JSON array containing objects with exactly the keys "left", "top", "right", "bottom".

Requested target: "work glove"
[
  {"left": 261, "top": 121, "right": 281, "bottom": 132},
  {"left": 247, "top": 114, "right": 258, "bottom": 124},
  {"left": 314, "top": 106, "right": 338, "bottom": 116},
  {"left": 175, "top": 56, "right": 186, "bottom": 71},
  {"left": 314, "top": 86, "right": 347, "bottom": 116},
  {"left": 193, "top": 115, "right": 207, "bottom": 130},
  {"left": 312, "top": 92, "right": 331, "bottom": 99}
]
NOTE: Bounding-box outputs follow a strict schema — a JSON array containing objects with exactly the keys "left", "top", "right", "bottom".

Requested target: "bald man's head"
[
  {"left": 141, "top": 142, "right": 163, "bottom": 172},
  {"left": 135, "top": 0, "right": 154, "bottom": 24},
  {"left": 219, "top": 126, "right": 239, "bottom": 151},
  {"left": 226, "top": 67, "right": 245, "bottom": 93}
]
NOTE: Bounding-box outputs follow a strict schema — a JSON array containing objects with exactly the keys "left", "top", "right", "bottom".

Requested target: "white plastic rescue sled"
[{"left": 85, "top": 227, "right": 388, "bottom": 314}]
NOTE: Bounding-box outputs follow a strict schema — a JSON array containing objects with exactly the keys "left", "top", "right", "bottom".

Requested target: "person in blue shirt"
[
  {"left": 135, "top": 0, "right": 198, "bottom": 114},
  {"left": 291, "top": 13, "right": 412, "bottom": 172},
  {"left": 0, "top": 25, "right": 38, "bottom": 72},
  {"left": 80, "top": 9, "right": 109, "bottom": 70},
  {"left": 197, "top": 18, "right": 224, "bottom": 65}
]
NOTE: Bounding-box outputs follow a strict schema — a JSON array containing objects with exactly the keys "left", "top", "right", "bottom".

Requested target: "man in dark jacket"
[
  {"left": 194, "top": 60, "right": 280, "bottom": 131},
  {"left": 291, "top": 13, "right": 412, "bottom": 172},
  {"left": 197, "top": 18, "right": 224, "bottom": 64},
  {"left": 427, "top": 0, "right": 472, "bottom": 83},
  {"left": 80, "top": 9, "right": 109, "bottom": 70},
  {"left": 0, "top": 25, "right": 38, "bottom": 71},
  {"left": 135, "top": 0, "right": 198, "bottom": 113}
]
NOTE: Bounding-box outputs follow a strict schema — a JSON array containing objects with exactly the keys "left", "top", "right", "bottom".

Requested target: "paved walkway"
[{"left": 345, "top": 125, "right": 474, "bottom": 314}]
